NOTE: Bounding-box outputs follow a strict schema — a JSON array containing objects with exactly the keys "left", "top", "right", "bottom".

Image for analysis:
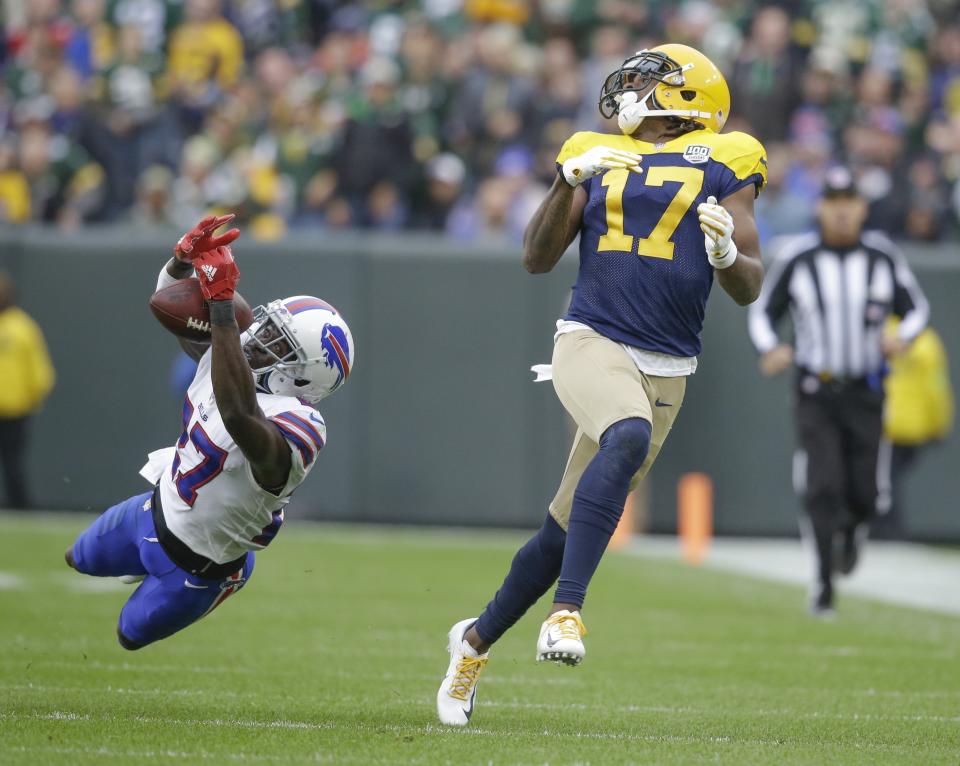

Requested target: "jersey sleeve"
[
  {"left": 268, "top": 406, "right": 327, "bottom": 488},
  {"left": 555, "top": 132, "right": 598, "bottom": 170},
  {"left": 708, "top": 132, "right": 767, "bottom": 200}
]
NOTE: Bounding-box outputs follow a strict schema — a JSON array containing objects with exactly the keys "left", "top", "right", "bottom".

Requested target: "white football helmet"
[{"left": 243, "top": 296, "right": 354, "bottom": 404}]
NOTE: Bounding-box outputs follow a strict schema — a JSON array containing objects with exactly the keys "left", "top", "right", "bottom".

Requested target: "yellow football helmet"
[{"left": 599, "top": 43, "right": 731, "bottom": 135}]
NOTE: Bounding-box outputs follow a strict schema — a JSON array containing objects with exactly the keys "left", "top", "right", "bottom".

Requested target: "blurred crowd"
[{"left": 2, "top": 0, "right": 960, "bottom": 244}]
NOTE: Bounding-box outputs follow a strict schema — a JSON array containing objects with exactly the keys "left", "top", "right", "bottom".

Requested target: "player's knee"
[
  {"left": 599, "top": 417, "right": 652, "bottom": 471},
  {"left": 64, "top": 546, "right": 77, "bottom": 570},
  {"left": 117, "top": 627, "right": 145, "bottom": 651}
]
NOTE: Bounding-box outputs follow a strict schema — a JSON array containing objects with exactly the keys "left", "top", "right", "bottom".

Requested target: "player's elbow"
[
  {"left": 744, "top": 277, "right": 765, "bottom": 305},
  {"left": 521, "top": 247, "right": 553, "bottom": 274}
]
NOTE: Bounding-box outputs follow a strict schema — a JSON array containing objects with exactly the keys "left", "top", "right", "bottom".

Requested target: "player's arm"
[
  {"left": 521, "top": 177, "right": 587, "bottom": 274},
  {"left": 697, "top": 185, "right": 764, "bottom": 306},
  {"left": 156, "top": 215, "right": 240, "bottom": 361},
  {"left": 883, "top": 240, "right": 930, "bottom": 357},
  {"left": 194, "top": 247, "right": 293, "bottom": 492},
  {"left": 748, "top": 247, "right": 796, "bottom": 377},
  {"left": 522, "top": 145, "right": 642, "bottom": 274}
]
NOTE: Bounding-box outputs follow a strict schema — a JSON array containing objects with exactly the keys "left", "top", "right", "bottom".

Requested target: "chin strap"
[{"left": 617, "top": 88, "right": 712, "bottom": 136}]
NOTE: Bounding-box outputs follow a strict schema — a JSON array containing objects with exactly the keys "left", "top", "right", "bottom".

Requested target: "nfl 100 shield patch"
[{"left": 682, "top": 145, "right": 712, "bottom": 164}]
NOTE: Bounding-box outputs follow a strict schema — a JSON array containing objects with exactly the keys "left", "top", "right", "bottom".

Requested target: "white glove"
[
  {"left": 697, "top": 195, "right": 738, "bottom": 269},
  {"left": 561, "top": 145, "right": 642, "bottom": 187}
]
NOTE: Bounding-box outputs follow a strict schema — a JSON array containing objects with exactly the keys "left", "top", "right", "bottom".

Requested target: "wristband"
[
  {"left": 708, "top": 240, "right": 738, "bottom": 270},
  {"left": 156, "top": 261, "right": 195, "bottom": 292},
  {"left": 208, "top": 299, "right": 236, "bottom": 326}
]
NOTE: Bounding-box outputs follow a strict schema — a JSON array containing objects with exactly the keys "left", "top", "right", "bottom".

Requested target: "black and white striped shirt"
[{"left": 749, "top": 231, "right": 929, "bottom": 379}]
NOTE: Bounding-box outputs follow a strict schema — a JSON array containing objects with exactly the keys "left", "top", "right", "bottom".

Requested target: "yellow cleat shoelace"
[
  {"left": 447, "top": 656, "right": 488, "bottom": 701},
  {"left": 546, "top": 611, "right": 588, "bottom": 641}
]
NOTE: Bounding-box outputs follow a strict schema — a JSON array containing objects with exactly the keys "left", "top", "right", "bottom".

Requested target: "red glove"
[
  {"left": 193, "top": 246, "right": 240, "bottom": 301},
  {"left": 174, "top": 214, "right": 240, "bottom": 263}
]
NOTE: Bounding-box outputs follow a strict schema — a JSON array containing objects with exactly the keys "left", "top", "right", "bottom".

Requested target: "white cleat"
[
  {"left": 536, "top": 609, "right": 587, "bottom": 666},
  {"left": 118, "top": 574, "right": 146, "bottom": 584},
  {"left": 436, "top": 618, "right": 489, "bottom": 726}
]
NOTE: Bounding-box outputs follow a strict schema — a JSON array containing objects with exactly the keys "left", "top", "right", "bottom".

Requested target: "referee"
[{"left": 748, "top": 167, "right": 930, "bottom": 616}]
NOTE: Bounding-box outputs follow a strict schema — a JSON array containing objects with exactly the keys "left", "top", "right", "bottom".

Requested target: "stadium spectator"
[
  {"left": 334, "top": 56, "right": 416, "bottom": 228},
  {"left": 166, "top": 0, "right": 244, "bottom": 132},
  {"left": 1, "top": 1, "right": 960, "bottom": 239},
  {"left": 128, "top": 163, "right": 175, "bottom": 228},
  {"left": 0, "top": 272, "right": 55, "bottom": 510},
  {"left": 754, "top": 143, "right": 815, "bottom": 241},
  {"left": 409, "top": 152, "right": 468, "bottom": 232},
  {"left": 0, "top": 138, "right": 30, "bottom": 223},
  {"left": 65, "top": 0, "right": 114, "bottom": 79},
  {"left": 446, "top": 23, "right": 536, "bottom": 178},
  {"left": 730, "top": 6, "right": 802, "bottom": 143},
  {"left": 16, "top": 119, "right": 104, "bottom": 227}
]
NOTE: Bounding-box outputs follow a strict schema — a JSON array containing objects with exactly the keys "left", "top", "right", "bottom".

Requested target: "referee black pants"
[
  {"left": 0, "top": 416, "right": 30, "bottom": 509},
  {"left": 795, "top": 379, "right": 886, "bottom": 589}
]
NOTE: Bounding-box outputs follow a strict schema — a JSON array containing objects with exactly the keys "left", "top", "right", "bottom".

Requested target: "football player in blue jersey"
[{"left": 437, "top": 44, "right": 768, "bottom": 725}]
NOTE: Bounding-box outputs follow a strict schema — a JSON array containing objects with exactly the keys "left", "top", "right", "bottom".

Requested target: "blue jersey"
[{"left": 557, "top": 129, "right": 767, "bottom": 357}]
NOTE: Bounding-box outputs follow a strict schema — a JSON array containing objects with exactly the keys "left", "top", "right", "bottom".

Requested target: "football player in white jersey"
[{"left": 65, "top": 216, "right": 354, "bottom": 649}]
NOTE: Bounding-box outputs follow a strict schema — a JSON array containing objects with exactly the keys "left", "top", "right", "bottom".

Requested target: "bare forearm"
[
  {"left": 209, "top": 301, "right": 258, "bottom": 422},
  {"left": 522, "top": 176, "right": 578, "bottom": 274},
  {"left": 717, "top": 254, "right": 764, "bottom": 306},
  {"left": 208, "top": 301, "right": 290, "bottom": 486},
  {"left": 715, "top": 189, "right": 764, "bottom": 306}
]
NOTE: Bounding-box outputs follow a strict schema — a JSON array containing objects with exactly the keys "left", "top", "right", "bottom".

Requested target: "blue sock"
[
  {"left": 473, "top": 514, "right": 566, "bottom": 646},
  {"left": 554, "top": 417, "right": 652, "bottom": 608}
]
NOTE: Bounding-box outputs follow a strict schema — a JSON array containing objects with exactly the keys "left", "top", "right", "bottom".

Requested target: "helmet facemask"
[
  {"left": 599, "top": 50, "right": 701, "bottom": 135},
  {"left": 244, "top": 302, "right": 312, "bottom": 394}
]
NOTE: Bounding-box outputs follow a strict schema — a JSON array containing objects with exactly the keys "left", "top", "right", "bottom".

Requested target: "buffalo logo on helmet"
[{"left": 321, "top": 324, "right": 351, "bottom": 387}]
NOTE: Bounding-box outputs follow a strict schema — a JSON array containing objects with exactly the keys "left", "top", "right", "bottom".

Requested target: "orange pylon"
[{"left": 678, "top": 473, "right": 713, "bottom": 565}]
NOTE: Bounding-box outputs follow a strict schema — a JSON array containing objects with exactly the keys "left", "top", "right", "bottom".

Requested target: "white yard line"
[
  {"left": 628, "top": 536, "right": 960, "bottom": 616},
  {"left": 0, "top": 571, "right": 25, "bottom": 590}
]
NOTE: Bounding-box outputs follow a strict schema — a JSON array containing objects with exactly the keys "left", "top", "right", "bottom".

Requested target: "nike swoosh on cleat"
[
  {"left": 654, "top": 399, "right": 672, "bottom": 407},
  {"left": 463, "top": 689, "right": 475, "bottom": 719},
  {"left": 545, "top": 635, "right": 560, "bottom": 647},
  {"left": 183, "top": 580, "right": 209, "bottom": 589}
]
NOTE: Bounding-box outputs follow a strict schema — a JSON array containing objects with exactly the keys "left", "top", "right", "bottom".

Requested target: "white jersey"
[{"left": 150, "top": 349, "right": 326, "bottom": 563}]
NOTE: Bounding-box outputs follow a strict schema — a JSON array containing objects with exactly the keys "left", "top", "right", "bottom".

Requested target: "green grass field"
[{"left": 1, "top": 513, "right": 958, "bottom": 765}]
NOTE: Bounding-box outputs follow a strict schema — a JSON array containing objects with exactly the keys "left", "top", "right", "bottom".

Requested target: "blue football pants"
[{"left": 70, "top": 491, "right": 255, "bottom": 648}]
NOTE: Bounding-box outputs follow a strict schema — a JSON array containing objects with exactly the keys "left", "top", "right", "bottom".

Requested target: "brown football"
[{"left": 149, "top": 280, "right": 255, "bottom": 341}]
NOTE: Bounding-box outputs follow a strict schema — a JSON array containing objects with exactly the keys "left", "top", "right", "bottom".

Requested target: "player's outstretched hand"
[
  {"left": 194, "top": 246, "right": 240, "bottom": 302},
  {"left": 175, "top": 214, "right": 241, "bottom": 263},
  {"left": 697, "top": 196, "right": 738, "bottom": 269},
  {"left": 561, "top": 145, "right": 642, "bottom": 187}
]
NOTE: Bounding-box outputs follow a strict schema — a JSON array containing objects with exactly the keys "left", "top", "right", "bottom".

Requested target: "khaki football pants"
[{"left": 547, "top": 328, "right": 686, "bottom": 529}]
